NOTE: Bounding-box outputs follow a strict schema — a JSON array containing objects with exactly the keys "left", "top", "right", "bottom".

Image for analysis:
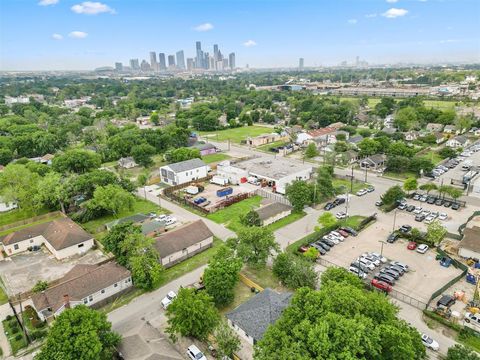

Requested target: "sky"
[{"left": 0, "top": 0, "right": 479, "bottom": 71}]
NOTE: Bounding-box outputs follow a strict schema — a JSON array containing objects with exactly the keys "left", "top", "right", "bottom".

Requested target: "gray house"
[{"left": 226, "top": 288, "right": 292, "bottom": 345}]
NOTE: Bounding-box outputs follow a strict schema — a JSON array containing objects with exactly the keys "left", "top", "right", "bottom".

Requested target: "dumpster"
[{"left": 217, "top": 187, "right": 233, "bottom": 197}]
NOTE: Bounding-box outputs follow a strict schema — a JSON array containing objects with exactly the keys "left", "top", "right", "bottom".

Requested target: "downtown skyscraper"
[{"left": 176, "top": 50, "right": 185, "bottom": 70}]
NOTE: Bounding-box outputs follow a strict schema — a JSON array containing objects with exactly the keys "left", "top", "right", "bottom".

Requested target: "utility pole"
[
  {"left": 350, "top": 165, "right": 354, "bottom": 193},
  {"left": 364, "top": 166, "right": 368, "bottom": 183},
  {"left": 392, "top": 209, "right": 397, "bottom": 232},
  {"left": 379, "top": 240, "right": 386, "bottom": 257},
  {"left": 345, "top": 192, "right": 349, "bottom": 216}
]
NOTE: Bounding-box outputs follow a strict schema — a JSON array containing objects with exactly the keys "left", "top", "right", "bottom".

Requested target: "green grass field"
[
  {"left": 338, "top": 97, "right": 459, "bottom": 110},
  {"left": 207, "top": 196, "right": 263, "bottom": 232},
  {"left": 256, "top": 140, "right": 289, "bottom": 153},
  {"left": 0, "top": 207, "right": 50, "bottom": 227},
  {"left": 202, "top": 153, "right": 231, "bottom": 164},
  {"left": 198, "top": 125, "right": 272, "bottom": 143},
  {"left": 332, "top": 178, "right": 370, "bottom": 194},
  {"left": 421, "top": 151, "right": 443, "bottom": 165},
  {"left": 80, "top": 198, "right": 168, "bottom": 235}
]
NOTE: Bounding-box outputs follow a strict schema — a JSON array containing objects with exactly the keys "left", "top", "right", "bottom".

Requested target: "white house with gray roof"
[
  {"left": 160, "top": 158, "right": 208, "bottom": 186},
  {"left": 226, "top": 288, "right": 292, "bottom": 345}
]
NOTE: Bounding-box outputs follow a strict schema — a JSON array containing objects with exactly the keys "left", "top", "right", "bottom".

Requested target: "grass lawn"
[
  {"left": 207, "top": 196, "right": 263, "bottom": 232},
  {"left": 198, "top": 125, "right": 272, "bottom": 143},
  {"left": 421, "top": 151, "right": 443, "bottom": 165},
  {"left": 202, "top": 153, "right": 231, "bottom": 164},
  {"left": 383, "top": 171, "right": 418, "bottom": 180},
  {"left": 80, "top": 198, "right": 168, "bottom": 235},
  {"left": 0, "top": 207, "right": 50, "bottom": 227},
  {"left": 340, "top": 215, "right": 366, "bottom": 229},
  {"left": 256, "top": 140, "right": 289, "bottom": 153},
  {"left": 333, "top": 178, "right": 369, "bottom": 194},
  {"left": 242, "top": 266, "right": 287, "bottom": 291},
  {"left": 220, "top": 281, "right": 256, "bottom": 314},
  {"left": 265, "top": 211, "right": 306, "bottom": 232},
  {"left": 423, "top": 100, "right": 456, "bottom": 110},
  {"left": 101, "top": 238, "right": 222, "bottom": 313},
  {"left": 0, "top": 213, "right": 63, "bottom": 237},
  {"left": 2, "top": 318, "right": 28, "bottom": 355},
  {"left": 0, "top": 278, "right": 8, "bottom": 305}
]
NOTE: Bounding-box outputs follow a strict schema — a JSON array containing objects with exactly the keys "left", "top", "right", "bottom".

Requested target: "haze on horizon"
[{"left": 0, "top": 0, "right": 479, "bottom": 71}]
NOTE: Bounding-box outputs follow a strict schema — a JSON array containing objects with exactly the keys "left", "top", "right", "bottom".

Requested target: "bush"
[
  {"left": 10, "top": 325, "right": 19, "bottom": 334},
  {"left": 30, "top": 329, "right": 48, "bottom": 340},
  {"left": 5, "top": 315, "right": 12, "bottom": 321},
  {"left": 423, "top": 310, "right": 463, "bottom": 332},
  {"left": 14, "top": 333, "right": 23, "bottom": 341}
]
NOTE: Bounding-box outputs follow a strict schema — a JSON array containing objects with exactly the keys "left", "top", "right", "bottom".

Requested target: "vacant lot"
[
  {"left": 333, "top": 178, "right": 370, "bottom": 194},
  {"left": 202, "top": 153, "right": 231, "bottom": 164},
  {"left": 207, "top": 196, "right": 263, "bottom": 231},
  {"left": 198, "top": 125, "right": 272, "bottom": 143}
]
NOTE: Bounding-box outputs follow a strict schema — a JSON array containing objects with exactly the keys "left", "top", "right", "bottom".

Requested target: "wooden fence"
[
  {"left": 239, "top": 273, "right": 263, "bottom": 292},
  {"left": 0, "top": 211, "right": 65, "bottom": 233}
]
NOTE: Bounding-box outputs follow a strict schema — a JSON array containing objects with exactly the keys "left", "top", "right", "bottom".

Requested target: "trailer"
[
  {"left": 210, "top": 176, "right": 229, "bottom": 186},
  {"left": 216, "top": 187, "right": 233, "bottom": 197}
]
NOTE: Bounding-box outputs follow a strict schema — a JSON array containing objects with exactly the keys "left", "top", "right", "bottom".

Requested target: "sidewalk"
[{"left": 0, "top": 303, "right": 13, "bottom": 358}]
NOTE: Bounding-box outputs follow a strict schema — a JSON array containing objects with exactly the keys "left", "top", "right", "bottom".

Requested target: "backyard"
[
  {"left": 257, "top": 140, "right": 289, "bottom": 153},
  {"left": 0, "top": 207, "right": 50, "bottom": 227},
  {"left": 202, "top": 153, "right": 231, "bottom": 164},
  {"left": 2, "top": 316, "right": 28, "bottom": 355},
  {"left": 198, "top": 125, "right": 272, "bottom": 143}
]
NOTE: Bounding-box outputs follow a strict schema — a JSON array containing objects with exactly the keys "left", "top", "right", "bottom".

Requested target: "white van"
[{"left": 464, "top": 312, "right": 480, "bottom": 332}]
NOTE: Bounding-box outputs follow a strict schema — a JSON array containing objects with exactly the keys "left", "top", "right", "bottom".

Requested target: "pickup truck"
[{"left": 464, "top": 312, "right": 480, "bottom": 332}]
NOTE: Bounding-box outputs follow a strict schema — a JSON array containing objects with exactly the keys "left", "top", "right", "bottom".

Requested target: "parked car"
[
  {"left": 399, "top": 224, "right": 412, "bottom": 233},
  {"left": 155, "top": 214, "right": 169, "bottom": 222},
  {"left": 374, "top": 273, "right": 395, "bottom": 286},
  {"left": 330, "top": 231, "right": 345, "bottom": 241},
  {"left": 334, "top": 197, "right": 346, "bottom": 205},
  {"left": 413, "top": 194, "right": 421, "bottom": 201},
  {"left": 340, "top": 227, "right": 358, "bottom": 236},
  {"left": 338, "top": 229, "right": 349, "bottom": 238},
  {"left": 351, "top": 261, "right": 370, "bottom": 274},
  {"left": 413, "top": 207, "right": 423, "bottom": 214},
  {"left": 451, "top": 203, "right": 460, "bottom": 210},
  {"left": 380, "top": 268, "right": 400, "bottom": 280},
  {"left": 193, "top": 197, "right": 207, "bottom": 204},
  {"left": 387, "top": 232, "right": 399, "bottom": 243},
  {"left": 310, "top": 243, "right": 327, "bottom": 255},
  {"left": 390, "top": 261, "right": 409, "bottom": 272},
  {"left": 324, "top": 202, "right": 335, "bottom": 210},
  {"left": 356, "top": 189, "right": 368, "bottom": 196},
  {"left": 358, "top": 257, "right": 376, "bottom": 270},
  {"left": 438, "top": 212, "right": 448, "bottom": 221},
  {"left": 407, "top": 242, "right": 417, "bottom": 250},
  {"left": 367, "top": 186, "right": 375, "bottom": 193},
  {"left": 363, "top": 254, "right": 381, "bottom": 266},
  {"left": 321, "top": 237, "right": 337, "bottom": 246},
  {"left": 406, "top": 205, "right": 416, "bottom": 212},
  {"left": 421, "top": 334, "right": 439, "bottom": 351},
  {"left": 436, "top": 294, "right": 455, "bottom": 308},
  {"left": 187, "top": 345, "right": 207, "bottom": 360},
  {"left": 349, "top": 266, "right": 367, "bottom": 279},
  {"left": 165, "top": 216, "right": 177, "bottom": 226},
  {"left": 375, "top": 200, "right": 383, "bottom": 207},
  {"left": 335, "top": 211, "right": 348, "bottom": 219},
  {"left": 435, "top": 199, "right": 443, "bottom": 206},
  {"left": 415, "top": 214, "right": 426, "bottom": 222},
  {"left": 388, "top": 265, "right": 405, "bottom": 275},
  {"left": 421, "top": 210, "right": 431, "bottom": 217},
  {"left": 443, "top": 201, "right": 452, "bottom": 208},
  {"left": 420, "top": 195, "right": 428, "bottom": 202},
  {"left": 371, "top": 279, "right": 392, "bottom": 293},
  {"left": 427, "top": 197, "right": 436, "bottom": 205},
  {"left": 161, "top": 291, "right": 177, "bottom": 309},
  {"left": 316, "top": 241, "right": 331, "bottom": 251},
  {"left": 424, "top": 215, "right": 435, "bottom": 224},
  {"left": 369, "top": 252, "right": 387, "bottom": 264}
]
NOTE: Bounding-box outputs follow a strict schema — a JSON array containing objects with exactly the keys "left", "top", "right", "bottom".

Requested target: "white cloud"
[
  {"left": 39, "top": 0, "right": 59, "bottom": 5},
  {"left": 365, "top": 13, "right": 377, "bottom": 18},
  {"left": 51, "top": 33, "right": 63, "bottom": 40},
  {"left": 348, "top": 19, "right": 358, "bottom": 24},
  {"left": 71, "top": 2, "right": 115, "bottom": 15},
  {"left": 68, "top": 31, "right": 88, "bottom": 39},
  {"left": 243, "top": 40, "right": 257, "bottom": 47},
  {"left": 382, "top": 8, "right": 408, "bottom": 18},
  {"left": 193, "top": 23, "right": 214, "bottom": 32},
  {"left": 386, "top": 0, "right": 398, "bottom": 3}
]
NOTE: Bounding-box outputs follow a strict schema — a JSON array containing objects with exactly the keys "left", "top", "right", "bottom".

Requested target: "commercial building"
[
  {"left": 154, "top": 220, "right": 213, "bottom": 268},
  {"left": 196, "top": 41, "right": 203, "bottom": 69},
  {"left": 160, "top": 158, "right": 208, "bottom": 186},
  {"left": 299, "top": 58, "right": 304, "bottom": 69},
  {"left": 115, "top": 62, "right": 123, "bottom": 71},
  {"left": 176, "top": 50, "right": 185, "bottom": 69},
  {"left": 158, "top": 53, "right": 166, "bottom": 70},
  {"left": 187, "top": 58, "right": 194, "bottom": 70},
  {"left": 32, "top": 261, "right": 132, "bottom": 321},
  {"left": 1, "top": 218, "right": 94, "bottom": 260},
  {"left": 149, "top": 51, "right": 157, "bottom": 71},
  {"left": 168, "top": 55, "right": 176, "bottom": 69},
  {"left": 229, "top": 52, "right": 236, "bottom": 69},
  {"left": 129, "top": 58, "right": 140, "bottom": 70}
]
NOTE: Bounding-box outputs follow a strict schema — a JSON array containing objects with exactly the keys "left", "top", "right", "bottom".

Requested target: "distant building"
[
  {"left": 160, "top": 158, "right": 208, "bottom": 185},
  {"left": 299, "top": 58, "right": 304, "bottom": 69},
  {"left": 446, "top": 135, "right": 470, "bottom": 148},
  {"left": 168, "top": 55, "right": 176, "bottom": 69},
  {"left": 149, "top": 51, "right": 158, "bottom": 71},
  {"left": 192, "top": 142, "right": 218, "bottom": 156},
  {"left": 187, "top": 58, "right": 194, "bottom": 71},
  {"left": 229, "top": 52, "right": 236, "bottom": 69},
  {"left": 196, "top": 41, "right": 203, "bottom": 69},
  {"left": 360, "top": 154, "right": 386, "bottom": 170},
  {"left": 158, "top": 53, "right": 166, "bottom": 70},
  {"left": 140, "top": 60, "right": 151, "bottom": 71},
  {"left": 115, "top": 62, "right": 123, "bottom": 71},
  {"left": 176, "top": 50, "right": 185, "bottom": 70},
  {"left": 129, "top": 58, "right": 140, "bottom": 70},
  {"left": 117, "top": 157, "right": 138, "bottom": 169}
]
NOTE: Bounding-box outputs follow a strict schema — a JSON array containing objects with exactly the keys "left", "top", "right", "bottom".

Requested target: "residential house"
[
  {"left": 192, "top": 142, "right": 218, "bottom": 156},
  {"left": 360, "top": 154, "right": 387, "bottom": 170},
  {"left": 294, "top": 132, "right": 313, "bottom": 145},
  {"left": 446, "top": 135, "right": 470, "bottom": 149},
  {"left": 153, "top": 220, "right": 213, "bottom": 268},
  {"left": 381, "top": 127, "right": 397, "bottom": 135},
  {"left": 343, "top": 150, "right": 359, "bottom": 164},
  {"left": 255, "top": 202, "right": 293, "bottom": 226},
  {"left": 247, "top": 133, "right": 287, "bottom": 147},
  {"left": 434, "top": 132, "right": 446, "bottom": 144},
  {"left": 426, "top": 123, "right": 444, "bottom": 133},
  {"left": 160, "top": 158, "right": 208, "bottom": 186},
  {"left": 404, "top": 131, "right": 419, "bottom": 142},
  {"left": 1, "top": 218, "right": 94, "bottom": 260},
  {"left": 383, "top": 115, "right": 395, "bottom": 129},
  {"left": 348, "top": 135, "right": 364, "bottom": 148},
  {"left": 329, "top": 122, "right": 345, "bottom": 130},
  {"left": 105, "top": 213, "right": 150, "bottom": 231},
  {"left": 32, "top": 261, "right": 132, "bottom": 321},
  {"left": 226, "top": 288, "right": 292, "bottom": 345},
  {"left": 307, "top": 127, "right": 337, "bottom": 147},
  {"left": 458, "top": 226, "right": 480, "bottom": 259},
  {"left": 141, "top": 221, "right": 165, "bottom": 238},
  {"left": 118, "top": 157, "right": 138, "bottom": 169},
  {"left": 443, "top": 125, "right": 457, "bottom": 134},
  {"left": 0, "top": 197, "right": 17, "bottom": 213}
]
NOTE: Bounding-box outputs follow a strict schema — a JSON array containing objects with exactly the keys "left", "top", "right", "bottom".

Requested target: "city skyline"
[{"left": 0, "top": 0, "right": 479, "bottom": 71}]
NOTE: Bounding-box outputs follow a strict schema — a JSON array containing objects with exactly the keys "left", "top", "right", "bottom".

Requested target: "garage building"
[{"left": 256, "top": 202, "right": 293, "bottom": 226}]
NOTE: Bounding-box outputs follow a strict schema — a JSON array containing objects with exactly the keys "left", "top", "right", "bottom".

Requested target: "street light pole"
[
  {"left": 379, "top": 240, "right": 386, "bottom": 257},
  {"left": 392, "top": 209, "right": 397, "bottom": 232},
  {"left": 350, "top": 165, "right": 354, "bottom": 193}
]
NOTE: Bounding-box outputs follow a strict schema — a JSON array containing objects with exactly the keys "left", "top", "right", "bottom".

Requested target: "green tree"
[
  {"left": 102, "top": 223, "right": 141, "bottom": 265},
  {"left": 403, "top": 177, "right": 418, "bottom": 194},
  {"left": 285, "top": 180, "right": 313, "bottom": 212},
  {"left": 34, "top": 171, "right": 67, "bottom": 212},
  {"left": 35, "top": 305, "right": 121, "bottom": 360},
  {"left": 272, "top": 252, "right": 317, "bottom": 289},
  {"left": 395, "top": 107, "right": 418, "bottom": 131},
  {"left": 455, "top": 116, "right": 472, "bottom": 133},
  {"left": 214, "top": 321, "right": 241, "bottom": 359},
  {"left": 87, "top": 184, "right": 134, "bottom": 217},
  {"left": 203, "top": 245, "right": 242, "bottom": 307},
  {"left": 166, "top": 287, "right": 220, "bottom": 342},
  {"left": 419, "top": 183, "right": 438, "bottom": 194},
  {"left": 129, "top": 249, "right": 163, "bottom": 290},
  {"left": 165, "top": 147, "right": 201, "bottom": 163},
  {"left": 438, "top": 147, "right": 456, "bottom": 159},
  {"left": 304, "top": 143, "right": 318, "bottom": 158},
  {"left": 320, "top": 267, "right": 364, "bottom": 289},
  {"left": 316, "top": 166, "right": 335, "bottom": 200},
  {"left": 425, "top": 220, "right": 447, "bottom": 246},
  {"left": 52, "top": 149, "right": 101, "bottom": 174},
  {"left": 446, "top": 344, "right": 480, "bottom": 360},
  {"left": 150, "top": 112, "right": 160, "bottom": 125},
  {"left": 0, "top": 163, "right": 39, "bottom": 210},
  {"left": 381, "top": 185, "right": 406, "bottom": 206},
  {"left": 132, "top": 143, "right": 156, "bottom": 167},
  {"left": 0, "top": 148, "right": 13, "bottom": 166},
  {"left": 317, "top": 212, "right": 337, "bottom": 228},
  {"left": 240, "top": 209, "right": 262, "bottom": 227},
  {"left": 32, "top": 280, "right": 48, "bottom": 293},
  {"left": 303, "top": 247, "right": 319, "bottom": 261},
  {"left": 235, "top": 227, "right": 279, "bottom": 267}
]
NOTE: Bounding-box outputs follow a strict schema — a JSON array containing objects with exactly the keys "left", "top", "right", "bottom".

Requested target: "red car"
[
  {"left": 298, "top": 245, "right": 309, "bottom": 253},
  {"left": 338, "top": 229, "right": 349, "bottom": 238},
  {"left": 407, "top": 242, "right": 417, "bottom": 250},
  {"left": 371, "top": 279, "right": 392, "bottom": 293}
]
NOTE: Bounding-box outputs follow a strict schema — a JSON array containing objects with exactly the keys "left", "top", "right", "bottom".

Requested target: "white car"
[
  {"left": 421, "top": 334, "right": 439, "bottom": 351},
  {"left": 165, "top": 216, "right": 177, "bottom": 226},
  {"left": 421, "top": 210, "right": 430, "bottom": 217},
  {"left": 356, "top": 189, "right": 367, "bottom": 196},
  {"left": 155, "top": 214, "right": 168, "bottom": 222},
  {"left": 187, "top": 345, "right": 207, "bottom": 360},
  {"left": 324, "top": 235, "right": 340, "bottom": 245},
  {"left": 361, "top": 253, "right": 380, "bottom": 266},
  {"left": 348, "top": 266, "right": 367, "bottom": 279},
  {"left": 390, "top": 261, "right": 409, "bottom": 272},
  {"left": 413, "top": 207, "right": 423, "bottom": 214},
  {"left": 358, "top": 257, "right": 376, "bottom": 270},
  {"left": 438, "top": 212, "right": 448, "bottom": 221},
  {"left": 335, "top": 212, "right": 348, "bottom": 219},
  {"left": 161, "top": 291, "right": 177, "bottom": 309},
  {"left": 417, "top": 244, "right": 429, "bottom": 254},
  {"left": 424, "top": 215, "right": 435, "bottom": 224},
  {"left": 370, "top": 252, "right": 388, "bottom": 264}
]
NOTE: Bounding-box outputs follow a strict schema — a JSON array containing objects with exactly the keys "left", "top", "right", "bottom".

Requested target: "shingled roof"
[
  {"left": 32, "top": 261, "right": 131, "bottom": 314},
  {"left": 255, "top": 202, "right": 292, "bottom": 221},
  {"left": 153, "top": 220, "right": 213, "bottom": 258},
  {"left": 226, "top": 288, "right": 292, "bottom": 342},
  {"left": 166, "top": 158, "right": 206, "bottom": 173},
  {"left": 1, "top": 217, "right": 92, "bottom": 250}
]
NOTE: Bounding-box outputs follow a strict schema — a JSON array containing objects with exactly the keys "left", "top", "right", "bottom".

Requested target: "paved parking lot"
[
  {"left": 0, "top": 248, "right": 107, "bottom": 295},
  {"left": 320, "top": 215, "right": 462, "bottom": 303}
]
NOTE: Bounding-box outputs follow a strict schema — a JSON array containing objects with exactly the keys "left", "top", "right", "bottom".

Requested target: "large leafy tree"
[
  {"left": 304, "top": 143, "right": 318, "bottom": 158},
  {"left": 235, "top": 227, "right": 279, "bottom": 267},
  {"left": 52, "top": 149, "right": 101, "bottom": 174},
  {"left": 446, "top": 344, "right": 480, "bottom": 360},
  {"left": 285, "top": 180, "right": 313, "bottom": 212},
  {"left": 316, "top": 166, "right": 335, "bottom": 200},
  {"left": 102, "top": 222, "right": 142, "bottom": 264},
  {"left": 255, "top": 268, "right": 426, "bottom": 360},
  {"left": 425, "top": 220, "right": 447, "bottom": 246},
  {"left": 86, "top": 184, "right": 134, "bottom": 217},
  {"left": 214, "top": 321, "right": 241, "bottom": 359},
  {"left": 272, "top": 252, "right": 317, "bottom": 289},
  {"left": 403, "top": 177, "right": 418, "bottom": 194},
  {"left": 203, "top": 245, "right": 242, "bottom": 307},
  {"left": 164, "top": 147, "right": 201, "bottom": 163},
  {"left": 35, "top": 305, "right": 121, "bottom": 360},
  {"left": 166, "top": 287, "right": 220, "bottom": 342},
  {"left": 381, "top": 185, "right": 406, "bottom": 206},
  {"left": 131, "top": 143, "right": 156, "bottom": 167},
  {"left": 0, "top": 163, "right": 39, "bottom": 210}
]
